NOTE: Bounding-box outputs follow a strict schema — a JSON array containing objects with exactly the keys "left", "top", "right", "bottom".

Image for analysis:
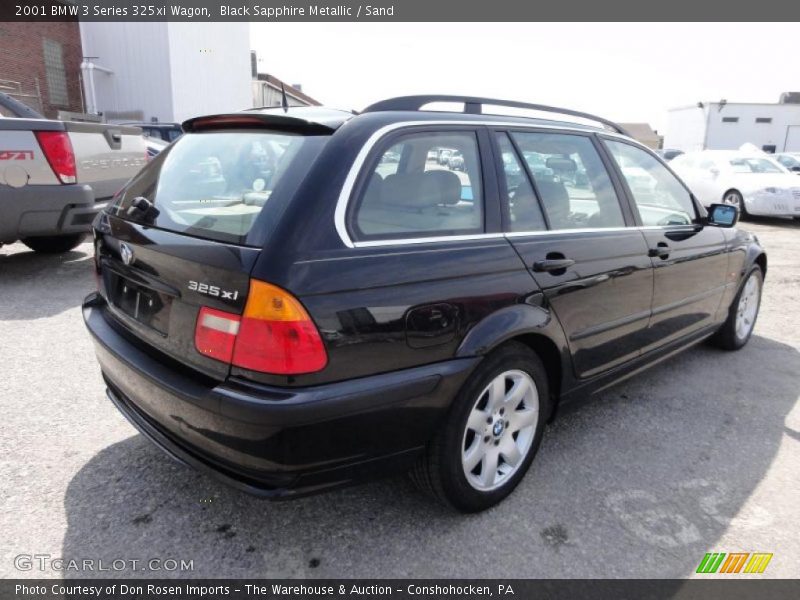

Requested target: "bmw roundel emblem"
[{"left": 120, "top": 242, "right": 134, "bottom": 266}]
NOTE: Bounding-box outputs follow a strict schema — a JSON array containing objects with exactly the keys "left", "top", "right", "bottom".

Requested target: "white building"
[
  {"left": 664, "top": 97, "right": 800, "bottom": 153},
  {"left": 79, "top": 22, "right": 252, "bottom": 124}
]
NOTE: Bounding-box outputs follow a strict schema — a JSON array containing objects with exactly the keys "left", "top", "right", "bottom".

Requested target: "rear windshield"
[{"left": 110, "top": 131, "right": 327, "bottom": 245}]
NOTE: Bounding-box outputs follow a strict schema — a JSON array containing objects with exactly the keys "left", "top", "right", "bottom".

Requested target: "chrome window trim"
[
  {"left": 505, "top": 226, "right": 632, "bottom": 238},
  {"left": 349, "top": 225, "right": 693, "bottom": 248},
  {"left": 334, "top": 119, "right": 610, "bottom": 248},
  {"left": 353, "top": 233, "right": 505, "bottom": 248}
]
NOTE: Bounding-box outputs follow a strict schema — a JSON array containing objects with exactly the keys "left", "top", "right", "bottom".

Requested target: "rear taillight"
[
  {"left": 233, "top": 280, "right": 328, "bottom": 374},
  {"left": 195, "top": 307, "right": 240, "bottom": 364},
  {"left": 193, "top": 280, "right": 327, "bottom": 375},
  {"left": 34, "top": 131, "right": 77, "bottom": 184}
]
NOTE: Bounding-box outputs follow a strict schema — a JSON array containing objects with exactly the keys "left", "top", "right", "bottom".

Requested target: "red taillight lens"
[
  {"left": 34, "top": 131, "right": 77, "bottom": 184},
  {"left": 194, "top": 307, "right": 241, "bottom": 364},
  {"left": 233, "top": 318, "right": 328, "bottom": 375},
  {"left": 193, "top": 280, "right": 327, "bottom": 375},
  {"left": 232, "top": 280, "right": 327, "bottom": 375}
]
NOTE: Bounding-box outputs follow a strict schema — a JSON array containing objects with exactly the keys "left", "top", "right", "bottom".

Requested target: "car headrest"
[
  {"left": 421, "top": 170, "right": 462, "bottom": 205},
  {"left": 545, "top": 156, "right": 577, "bottom": 173},
  {"left": 381, "top": 173, "right": 429, "bottom": 208},
  {"left": 380, "top": 170, "right": 462, "bottom": 208},
  {"left": 536, "top": 179, "right": 570, "bottom": 216}
]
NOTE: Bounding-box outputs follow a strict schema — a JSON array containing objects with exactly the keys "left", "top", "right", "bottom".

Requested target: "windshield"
[
  {"left": 728, "top": 157, "right": 784, "bottom": 174},
  {"left": 110, "top": 131, "right": 327, "bottom": 245}
]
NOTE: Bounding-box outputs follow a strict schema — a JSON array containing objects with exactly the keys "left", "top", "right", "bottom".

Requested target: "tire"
[
  {"left": 711, "top": 264, "right": 763, "bottom": 351},
  {"left": 21, "top": 234, "right": 87, "bottom": 254},
  {"left": 723, "top": 189, "right": 747, "bottom": 219},
  {"left": 411, "top": 342, "right": 550, "bottom": 512}
]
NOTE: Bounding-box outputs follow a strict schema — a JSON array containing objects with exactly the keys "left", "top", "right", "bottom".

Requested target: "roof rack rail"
[{"left": 362, "top": 95, "right": 630, "bottom": 137}]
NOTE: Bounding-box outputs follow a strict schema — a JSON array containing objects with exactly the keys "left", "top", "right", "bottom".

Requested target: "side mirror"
[
  {"left": 791, "top": 166, "right": 800, "bottom": 173},
  {"left": 707, "top": 203, "right": 738, "bottom": 228}
]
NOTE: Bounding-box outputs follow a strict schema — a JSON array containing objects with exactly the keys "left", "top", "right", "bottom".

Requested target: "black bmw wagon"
[{"left": 84, "top": 96, "right": 766, "bottom": 511}]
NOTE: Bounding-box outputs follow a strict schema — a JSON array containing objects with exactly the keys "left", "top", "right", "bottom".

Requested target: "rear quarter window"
[
  {"left": 110, "top": 131, "right": 327, "bottom": 245},
  {"left": 349, "top": 130, "right": 484, "bottom": 242}
]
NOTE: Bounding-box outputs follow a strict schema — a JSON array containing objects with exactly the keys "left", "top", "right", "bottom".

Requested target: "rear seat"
[{"left": 357, "top": 170, "right": 479, "bottom": 235}]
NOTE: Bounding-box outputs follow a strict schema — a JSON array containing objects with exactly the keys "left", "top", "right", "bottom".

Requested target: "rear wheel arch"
[
  {"left": 509, "top": 333, "right": 562, "bottom": 413},
  {"left": 722, "top": 188, "right": 747, "bottom": 215},
  {"left": 456, "top": 305, "right": 568, "bottom": 415},
  {"left": 457, "top": 304, "right": 555, "bottom": 357},
  {"left": 723, "top": 187, "right": 742, "bottom": 199}
]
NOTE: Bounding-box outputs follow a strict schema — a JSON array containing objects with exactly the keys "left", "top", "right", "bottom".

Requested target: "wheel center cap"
[{"left": 493, "top": 420, "right": 505, "bottom": 437}]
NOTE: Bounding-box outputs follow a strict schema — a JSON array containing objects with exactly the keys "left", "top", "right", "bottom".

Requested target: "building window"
[
  {"left": 42, "top": 38, "right": 69, "bottom": 107},
  {"left": 755, "top": 117, "right": 772, "bottom": 124},
  {"left": 721, "top": 117, "right": 739, "bottom": 123}
]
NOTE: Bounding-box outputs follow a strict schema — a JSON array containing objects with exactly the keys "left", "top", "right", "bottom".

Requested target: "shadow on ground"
[
  {"left": 0, "top": 243, "right": 93, "bottom": 320},
  {"left": 61, "top": 335, "right": 799, "bottom": 578}
]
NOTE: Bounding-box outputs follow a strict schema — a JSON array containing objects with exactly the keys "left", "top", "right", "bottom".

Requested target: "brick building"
[{"left": 0, "top": 21, "right": 83, "bottom": 118}]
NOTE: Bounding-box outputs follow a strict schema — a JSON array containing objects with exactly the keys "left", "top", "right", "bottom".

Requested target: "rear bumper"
[
  {"left": 83, "top": 294, "right": 478, "bottom": 498},
  {"left": 0, "top": 182, "right": 99, "bottom": 243}
]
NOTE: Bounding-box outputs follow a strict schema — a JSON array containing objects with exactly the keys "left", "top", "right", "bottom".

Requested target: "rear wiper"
[{"left": 126, "top": 196, "right": 160, "bottom": 221}]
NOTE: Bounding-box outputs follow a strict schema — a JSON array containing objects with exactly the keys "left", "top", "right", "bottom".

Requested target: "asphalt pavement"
[{"left": 1, "top": 217, "right": 798, "bottom": 579}]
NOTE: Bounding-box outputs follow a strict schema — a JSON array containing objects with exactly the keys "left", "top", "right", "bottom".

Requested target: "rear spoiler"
[
  {"left": 0, "top": 92, "right": 46, "bottom": 119},
  {"left": 182, "top": 108, "right": 353, "bottom": 135}
]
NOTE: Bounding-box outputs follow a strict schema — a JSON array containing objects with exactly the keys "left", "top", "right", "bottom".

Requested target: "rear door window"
[
  {"left": 351, "top": 131, "right": 484, "bottom": 241},
  {"left": 111, "top": 131, "right": 327, "bottom": 245},
  {"left": 495, "top": 132, "right": 546, "bottom": 232},
  {"left": 510, "top": 131, "right": 626, "bottom": 230}
]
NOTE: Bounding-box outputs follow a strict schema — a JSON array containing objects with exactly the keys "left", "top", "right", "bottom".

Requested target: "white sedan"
[{"left": 670, "top": 150, "right": 800, "bottom": 218}]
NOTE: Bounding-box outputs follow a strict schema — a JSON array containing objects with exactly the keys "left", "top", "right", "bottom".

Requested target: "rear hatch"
[{"left": 95, "top": 116, "right": 334, "bottom": 381}]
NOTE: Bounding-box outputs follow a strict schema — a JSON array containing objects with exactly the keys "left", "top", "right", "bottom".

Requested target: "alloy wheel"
[
  {"left": 461, "top": 369, "right": 539, "bottom": 492},
  {"left": 724, "top": 191, "right": 743, "bottom": 208},
  {"left": 735, "top": 274, "right": 760, "bottom": 341}
]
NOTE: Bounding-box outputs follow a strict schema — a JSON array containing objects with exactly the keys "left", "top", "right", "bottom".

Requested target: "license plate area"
[{"left": 109, "top": 272, "right": 172, "bottom": 335}]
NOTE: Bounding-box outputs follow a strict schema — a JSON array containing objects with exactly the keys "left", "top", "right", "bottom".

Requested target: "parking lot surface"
[{"left": 1, "top": 218, "right": 799, "bottom": 579}]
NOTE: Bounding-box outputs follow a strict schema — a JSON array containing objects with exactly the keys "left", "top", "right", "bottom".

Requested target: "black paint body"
[{"left": 83, "top": 107, "right": 767, "bottom": 498}]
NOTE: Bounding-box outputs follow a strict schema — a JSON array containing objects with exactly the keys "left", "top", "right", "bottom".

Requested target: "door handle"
[
  {"left": 648, "top": 242, "right": 670, "bottom": 259},
  {"left": 533, "top": 258, "right": 576, "bottom": 272}
]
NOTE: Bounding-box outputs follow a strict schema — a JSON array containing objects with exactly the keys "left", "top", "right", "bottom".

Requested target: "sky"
[{"left": 251, "top": 23, "right": 799, "bottom": 133}]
